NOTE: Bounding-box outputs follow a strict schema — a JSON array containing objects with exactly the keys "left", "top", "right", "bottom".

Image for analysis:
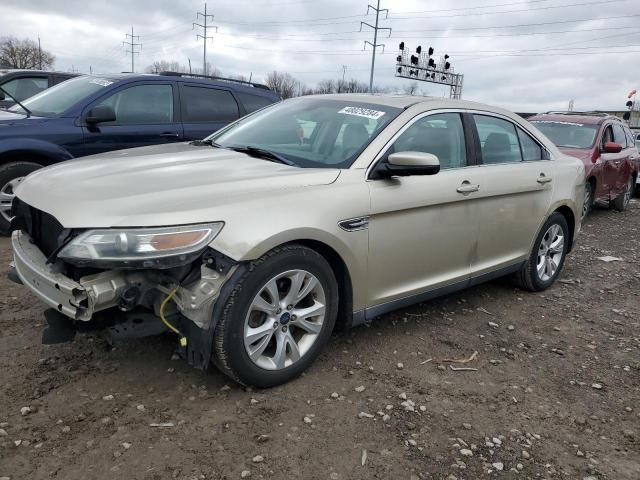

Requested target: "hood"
[
  {"left": 16, "top": 142, "right": 341, "bottom": 228},
  {"left": 0, "top": 109, "right": 46, "bottom": 125},
  {"left": 557, "top": 146, "right": 593, "bottom": 163}
]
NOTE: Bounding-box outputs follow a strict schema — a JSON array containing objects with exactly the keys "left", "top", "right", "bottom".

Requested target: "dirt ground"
[{"left": 0, "top": 203, "right": 639, "bottom": 480}]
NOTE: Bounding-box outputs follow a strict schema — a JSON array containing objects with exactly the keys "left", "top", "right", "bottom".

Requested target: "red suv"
[{"left": 529, "top": 112, "right": 639, "bottom": 217}]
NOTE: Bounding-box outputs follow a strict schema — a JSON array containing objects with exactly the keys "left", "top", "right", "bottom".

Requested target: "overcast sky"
[{"left": 2, "top": 0, "right": 639, "bottom": 112}]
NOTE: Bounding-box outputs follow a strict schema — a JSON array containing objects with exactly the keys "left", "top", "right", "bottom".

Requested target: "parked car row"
[
  {"left": 2, "top": 71, "right": 638, "bottom": 387},
  {"left": 6, "top": 90, "right": 588, "bottom": 387},
  {"left": 0, "top": 71, "right": 281, "bottom": 232}
]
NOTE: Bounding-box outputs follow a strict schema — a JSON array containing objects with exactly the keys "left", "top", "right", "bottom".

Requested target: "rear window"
[
  {"left": 237, "top": 92, "right": 278, "bottom": 114},
  {"left": 530, "top": 120, "right": 599, "bottom": 149},
  {"left": 181, "top": 86, "right": 239, "bottom": 123}
]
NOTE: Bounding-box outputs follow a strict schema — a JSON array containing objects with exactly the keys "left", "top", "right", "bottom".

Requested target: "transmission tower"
[
  {"left": 193, "top": 3, "right": 218, "bottom": 75},
  {"left": 360, "top": 0, "right": 391, "bottom": 92},
  {"left": 123, "top": 26, "right": 141, "bottom": 73}
]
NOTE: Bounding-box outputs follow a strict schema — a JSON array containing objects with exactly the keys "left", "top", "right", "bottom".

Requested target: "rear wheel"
[
  {"left": 213, "top": 245, "right": 338, "bottom": 387},
  {"left": 0, "top": 162, "right": 42, "bottom": 234},
  {"left": 611, "top": 176, "right": 633, "bottom": 212},
  {"left": 513, "top": 212, "right": 569, "bottom": 292}
]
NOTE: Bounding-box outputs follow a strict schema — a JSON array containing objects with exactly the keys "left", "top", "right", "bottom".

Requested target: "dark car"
[
  {"left": 0, "top": 69, "right": 78, "bottom": 109},
  {"left": 0, "top": 72, "right": 281, "bottom": 232},
  {"left": 529, "top": 112, "right": 639, "bottom": 217}
]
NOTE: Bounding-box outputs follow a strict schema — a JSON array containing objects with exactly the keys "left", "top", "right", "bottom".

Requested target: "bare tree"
[
  {"left": 403, "top": 82, "right": 419, "bottom": 95},
  {"left": 144, "top": 60, "right": 184, "bottom": 74},
  {"left": 264, "top": 71, "right": 298, "bottom": 99},
  {"left": 0, "top": 37, "right": 54, "bottom": 70},
  {"left": 315, "top": 79, "right": 336, "bottom": 94}
]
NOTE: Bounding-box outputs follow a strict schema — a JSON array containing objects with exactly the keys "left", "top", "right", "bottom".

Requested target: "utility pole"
[
  {"left": 360, "top": 0, "right": 391, "bottom": 92},
  {"left": 37, "top": 35, "right": 42, "bottom": 70},
  {"left": 341, "top": 65, "right": 347, "bottom": 83},
  {"left": 193, "top": 3, "right": 217, "bottom": 76},
  {"left": 188, "top": 58, "right": 192, "bottom": 74},
  {"left": 123, "top": 26, "right": 141, "bottom": 73}
]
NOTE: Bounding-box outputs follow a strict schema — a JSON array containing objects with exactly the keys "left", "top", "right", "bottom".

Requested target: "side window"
[
  {"left": 624, "top": 128, "right": 635, "bottom": 148},
  {"left": 181, "top": 86, "right": 239, "bottom": 123},
  {"left": 612, "top": 124, "right": 627, "bottom": 147},
  {"left": 473, "top": 115, "right": 522, "bottom": 164},
  {"left": 96, "top": 84, "right": 173, "bottom": 125},
  {"left": 517, "top": 128, "right": 543, "bottom": 161},
  {"left": 388, "top": 113, "right": 467, "bottom": 170},
  {"left": 2, "top": 77, "right": 48, "bottom": 101},
  {"left": 601, "top": 125, "right": 613, "bottom": 148},
  {"left": 237, "top": 92, "right": 276, "bottom": 114}
]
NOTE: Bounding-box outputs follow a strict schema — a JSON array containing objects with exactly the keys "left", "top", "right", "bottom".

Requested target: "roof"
[
  {"left": 528, "top": 112, "right": 620, "bottom": 126},
  {"left": 297, "top": 93, "right": 518, "bottom": 114},
  {"left": 87, "top": 72, "right": 277, "bottom": 97}
]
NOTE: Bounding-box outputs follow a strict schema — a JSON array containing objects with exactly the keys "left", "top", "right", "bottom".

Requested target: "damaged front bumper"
[{"left": 10, "top": 230, "right": 241, "bottom": 369}]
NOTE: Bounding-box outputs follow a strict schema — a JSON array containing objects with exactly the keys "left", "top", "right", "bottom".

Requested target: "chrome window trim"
[{"left": 365, "top": 108, "right": 552, "bottom": 180}]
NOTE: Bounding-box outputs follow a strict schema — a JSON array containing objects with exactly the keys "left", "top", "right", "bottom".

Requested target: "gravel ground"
[{"left": 0, "top": 203, "right": 639, "bottom": 480}]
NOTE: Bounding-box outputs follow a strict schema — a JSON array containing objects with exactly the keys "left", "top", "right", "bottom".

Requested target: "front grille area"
[{"left": 12, "top": 198, "right": 65, "bottom": 257}]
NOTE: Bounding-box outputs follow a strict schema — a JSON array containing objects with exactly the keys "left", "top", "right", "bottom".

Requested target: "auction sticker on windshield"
[
  {"left": 90, "top": 78, "right": 113, "bottom": 87},
  {"left": 338, "top": 106, "right": 386, "bottom": 120}
]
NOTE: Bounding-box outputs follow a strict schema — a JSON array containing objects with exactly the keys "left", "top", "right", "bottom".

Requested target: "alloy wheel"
[
  {"left": 536, "top": 224, "right": 565, "bottom": 282},
  {"left": 0, "top": 176, "right": 24, "bottom": 223},
  {"left": 243, "top": 269, "right": 326, "bottom": 371}
]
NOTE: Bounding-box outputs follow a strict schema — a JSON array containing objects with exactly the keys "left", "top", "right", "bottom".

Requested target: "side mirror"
[
  {"left": 86, "top": 105, "right": 116, "bottom": 124},
  {"left": 372, "top": 151, "right": 441, "bottom": 179},
  {"left": 0, "top": 91, "right": 5, "bottom": 101},
  {"left": 603, "top": 141, "right": 623, "bottom": 154}
]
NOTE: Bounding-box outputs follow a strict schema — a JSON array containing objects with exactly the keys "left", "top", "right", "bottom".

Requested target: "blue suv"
[{"left": 0, "top": 72, "right": 281, "bottom": 232}]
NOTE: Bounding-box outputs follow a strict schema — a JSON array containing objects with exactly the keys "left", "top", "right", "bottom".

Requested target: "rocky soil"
[{"left": 0, "top": 203, "right": 639, "bottom": 480}]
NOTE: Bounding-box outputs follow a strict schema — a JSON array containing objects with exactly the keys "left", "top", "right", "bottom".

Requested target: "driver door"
[{"left": 366, "top": 112, "right": 482, "bottom": 309}]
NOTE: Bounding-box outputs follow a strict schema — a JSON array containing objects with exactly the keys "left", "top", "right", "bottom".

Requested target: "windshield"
[
  {"left": 531, "top": 120, "right": 599, "bottom": 149},
  {"left": 8, "top": 76, "right": 115, "bottom": 117},
  {"left": 209, "top": 97, "right": 402, "bottom": 168}
]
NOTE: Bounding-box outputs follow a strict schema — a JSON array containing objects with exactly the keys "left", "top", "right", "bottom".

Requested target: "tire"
[
  {"left": 212, "top": 244, "right": 338, "bottom": 388},
  {"left": 582, "top": 181, "right": 593, "bottom": 218},
  {"left": 611, "top": 176, "right": 634, "bottom": 212},
  {"left": 0, "top": 161, "right": 42, "bottom": 234},
  {"left": 513, "top": 212, "right": 570, "bottom": 292}
]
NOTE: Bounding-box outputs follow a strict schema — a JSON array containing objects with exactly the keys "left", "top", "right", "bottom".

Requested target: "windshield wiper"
[
  {"left": 0, "top": 86, "right": 31, "bottom": 117},
  {"left": 190, "top": 138, "right": 223, "bottom": 147},
  {"left": 230, "top": 145, "right": 296, "bottom": 166}
]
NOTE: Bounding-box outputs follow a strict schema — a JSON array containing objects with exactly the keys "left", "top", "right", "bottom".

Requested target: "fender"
[{"left": 0, "top": 138, "right": 74, "bottom": 165}]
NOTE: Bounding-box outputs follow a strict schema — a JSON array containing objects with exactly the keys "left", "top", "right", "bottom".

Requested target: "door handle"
[
  {"left": 537, "top": 175, "right": 553, "bottom": 184},
  {"left": 159, "top": 132, "right": 180, "bottom": 138},
  {"left": 456, "top": 182, "right": 480, "bottom": 194}
]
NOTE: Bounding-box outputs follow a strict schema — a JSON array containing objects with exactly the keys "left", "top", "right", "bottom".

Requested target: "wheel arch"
[
  {"left": 553, "top": 204, "right": 576, "bottom": 253},
  {"left": 0, "top": 140, "right": 74, "bottom": 167},
  {"left": 289, "top": 239, "right": 355, "bottom": 331}
]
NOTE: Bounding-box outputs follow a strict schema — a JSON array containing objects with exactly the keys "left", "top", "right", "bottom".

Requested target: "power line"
[
  {"left": 123, "top": 26, "right": 141, "bottom": 73},
  {"left": 212, "top": 0, "right": 627, "bottom": 27},
  {"left": 193, "top": 3, "right": 217, "bottom": 75},
  {"left": 361, "top": 0, "right": 391, "bottom": 92}
]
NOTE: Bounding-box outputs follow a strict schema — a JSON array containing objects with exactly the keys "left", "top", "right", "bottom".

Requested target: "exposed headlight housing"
[{"left": 58, "top": 223, "right": 224, "bottom": 269}]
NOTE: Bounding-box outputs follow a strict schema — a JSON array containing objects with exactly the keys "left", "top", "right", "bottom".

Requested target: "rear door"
[
  {"left": 179, "top": 83, "right": 241, "bottom": 140},
  {"left": 81, "top": 81, "right": 183, "bottom": 156},
  {"left": 470, "top": 113, "right": 554, "bottom": 275}
]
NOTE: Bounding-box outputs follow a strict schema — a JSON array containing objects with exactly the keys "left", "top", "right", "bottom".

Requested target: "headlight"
[{"left": 58, "top": 223, "right": 223, "bottom": 268}]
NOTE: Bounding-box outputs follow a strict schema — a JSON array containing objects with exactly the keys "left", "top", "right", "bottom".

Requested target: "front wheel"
[
  {"left": 212, "top": 245, "right": 338, "bottom": 387},
  {"left": 513, "top": 212, "right": 569, "bottom": 292},
  {"left": 611, "top": 176, "right": 633, "bottom": 212},
  {"left": 0, "top": 161, "right": 42, "bottom": 234},
  {"left": 582, "top": 181, "right": 593, "bottom": 218}
]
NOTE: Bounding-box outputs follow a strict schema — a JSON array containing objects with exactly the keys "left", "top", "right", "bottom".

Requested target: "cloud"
[{"left": 1, "top": 0, "right": 638, "bottom": 111}]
